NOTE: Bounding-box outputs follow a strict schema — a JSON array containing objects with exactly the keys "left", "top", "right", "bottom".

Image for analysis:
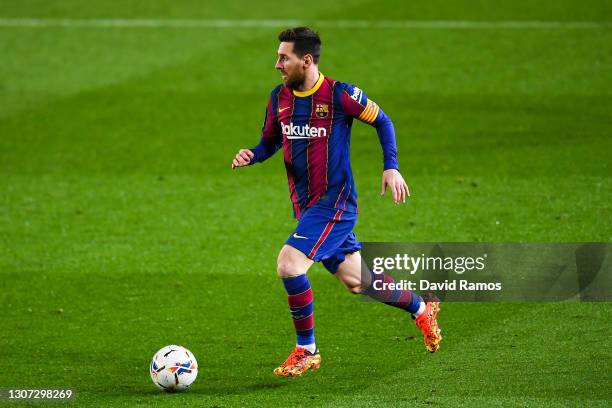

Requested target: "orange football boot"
[
  {"left": 415, "top": 294, "right": 442, "bottom": 353},
  {"left": 273, "top": 346, "right": 321, "bottom": 377}
]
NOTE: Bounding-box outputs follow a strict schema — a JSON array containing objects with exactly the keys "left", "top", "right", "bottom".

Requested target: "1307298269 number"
[{"left": 1, "top": 388, "right": 75, "bottom": 401}]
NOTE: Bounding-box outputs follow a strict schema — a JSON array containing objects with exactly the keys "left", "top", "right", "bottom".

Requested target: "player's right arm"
[{"left": 232, "top": 90, "right": 282, "bottom": 169}]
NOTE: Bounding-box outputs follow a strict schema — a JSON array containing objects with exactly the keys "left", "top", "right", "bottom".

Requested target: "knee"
[
  {"left": 277, "top": 260, "right": 304, "bottom": 278},
  {"left": 344, "top": 280, "right": 364, "bottom": 295},
  {"left": 276, "top": 245, "right": 312, "bottom": 278}
]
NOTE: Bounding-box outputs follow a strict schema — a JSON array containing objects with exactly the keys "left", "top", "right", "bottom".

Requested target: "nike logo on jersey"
[
  {"left": 278, "top": 106, "right": 291, "bottom": 113},
  {"left": 293, "top": 233, "right": 308, "bottom": 239}
]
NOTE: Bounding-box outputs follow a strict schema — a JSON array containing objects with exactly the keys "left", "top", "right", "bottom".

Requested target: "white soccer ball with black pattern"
[{"left": 150, "top": 345, "right": 198, "bottom": 392}]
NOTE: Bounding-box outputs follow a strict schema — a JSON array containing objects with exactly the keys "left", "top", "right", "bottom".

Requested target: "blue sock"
[{"left": 282, "top": 275, "right": 315, "bottom": 347}]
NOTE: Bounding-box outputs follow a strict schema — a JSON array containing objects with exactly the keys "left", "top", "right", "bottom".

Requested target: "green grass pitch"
[{"left": 1, "top": 1, "right": 611, "bottom": 406}]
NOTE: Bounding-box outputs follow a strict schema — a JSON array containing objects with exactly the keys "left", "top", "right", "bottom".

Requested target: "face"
[{"left": 275, "top": 42, "right": 307, "bottom": 89}]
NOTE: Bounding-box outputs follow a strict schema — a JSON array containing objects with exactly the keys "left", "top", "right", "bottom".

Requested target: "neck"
[{"left": 296, "top": 69, "right": 320, "bottom": 92}]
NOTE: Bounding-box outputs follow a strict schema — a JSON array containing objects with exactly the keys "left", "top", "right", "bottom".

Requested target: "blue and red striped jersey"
[{"left": 250, "top": 73, "right": 398, "bottom": 219}]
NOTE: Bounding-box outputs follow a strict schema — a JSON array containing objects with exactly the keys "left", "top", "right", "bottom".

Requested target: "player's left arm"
[
  {"left": 370, "top": 106, "right": 410, "bottom": 204},
  {"left": 340, "top": 85, "right": 410, "bottom": 204}
]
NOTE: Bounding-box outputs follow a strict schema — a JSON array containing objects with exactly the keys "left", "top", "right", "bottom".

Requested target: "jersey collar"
[{"left": 292, "top": 73, "right": 324, "bottom": 97}]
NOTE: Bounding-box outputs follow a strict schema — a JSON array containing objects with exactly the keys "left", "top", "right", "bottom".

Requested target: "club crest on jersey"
[
  {"left": 281, "top": 121, "right": 327, "bottom": 139},
  {"left": 315, "top": 103, "right": 329, "bottom": 118}
]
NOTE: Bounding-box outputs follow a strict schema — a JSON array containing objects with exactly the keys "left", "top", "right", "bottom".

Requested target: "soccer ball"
[{"left": 150, "top": 345, "right": 198, "bottom": 392}]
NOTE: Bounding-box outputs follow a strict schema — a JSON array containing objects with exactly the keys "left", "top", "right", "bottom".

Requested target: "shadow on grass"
[{"left": 136, "top": 380, "right": 290, "bottom": 397}]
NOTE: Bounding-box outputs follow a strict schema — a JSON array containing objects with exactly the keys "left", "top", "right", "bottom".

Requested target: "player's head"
[{"left": 276, "top": 27, "right": 321, "bottom": 89}]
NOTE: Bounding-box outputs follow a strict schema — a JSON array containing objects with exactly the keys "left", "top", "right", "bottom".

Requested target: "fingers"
[
  {"left": 232, "top": 157, "right": 242, "bottom": 169},
  {"left": 397, "top": 181, "right": 404, "bottom": 203},
  {"left": 381, "top": 175, "right": 401, "bottom": 203},
  {"left": 232, "top": 149, "right": 253, "bottom": 169},
  {"left": 239, "top": 150, "right": 252, "bottom": 162},
  {"left": 381, "top": 173, "right": 411, "bottom": 204},
  {"left": 396, "top": 181, "right": 411, "bottom": 203},
  {"left": 232, "top": 155, "right": 248, "bottom": 169},
  {"left": 392, "top": 182, "right": 399, "bottom": 203},
  {"left": 396, "top": 181, "right": 411, "bottom": 204}
]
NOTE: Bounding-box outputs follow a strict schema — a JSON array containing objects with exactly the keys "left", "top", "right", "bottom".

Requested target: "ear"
[{"left": 303, "top": 54, "right": 314, "bottom": 68}]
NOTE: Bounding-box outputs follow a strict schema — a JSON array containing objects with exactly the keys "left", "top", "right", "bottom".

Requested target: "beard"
[{"left": 285, "top": 69, "right": 306, "bottom": 90}]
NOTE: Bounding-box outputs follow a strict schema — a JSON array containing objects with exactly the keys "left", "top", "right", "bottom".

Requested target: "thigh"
[{"left": 334, "top": 251, "right": 369, "bottom": 290}]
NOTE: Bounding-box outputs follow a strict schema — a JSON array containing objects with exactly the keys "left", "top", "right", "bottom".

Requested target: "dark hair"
[{"left": 278, "top": 27, "right": 321, "bottom": 64}]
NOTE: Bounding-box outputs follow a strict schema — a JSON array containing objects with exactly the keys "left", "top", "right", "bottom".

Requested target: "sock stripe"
[
  {"left": 370, "top": 274, "right": 398, "bottom": 302},
  {"left": 294, "top": 314, "right": 314, "bottom": 331},
  {"left": 290, "top": 302, "right": 313, "bottom": 319},
  {"left": 288, "top": 288, "right": 313, "bottom": 308},
  {"left": 395, "top": 290, "right": 412, "bottom": 309}
]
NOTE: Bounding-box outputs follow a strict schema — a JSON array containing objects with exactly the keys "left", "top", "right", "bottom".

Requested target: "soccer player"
[{"left": 232, "top": 27, "right": 442, "bottom": 377}]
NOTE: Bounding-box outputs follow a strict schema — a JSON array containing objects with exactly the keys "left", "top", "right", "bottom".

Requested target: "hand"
[
  {"left": 381, "top": 169, "right": 410, "bottom": 204},
  {"left": 232, "top": 149, "right": 254, "bottom": 169}
]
